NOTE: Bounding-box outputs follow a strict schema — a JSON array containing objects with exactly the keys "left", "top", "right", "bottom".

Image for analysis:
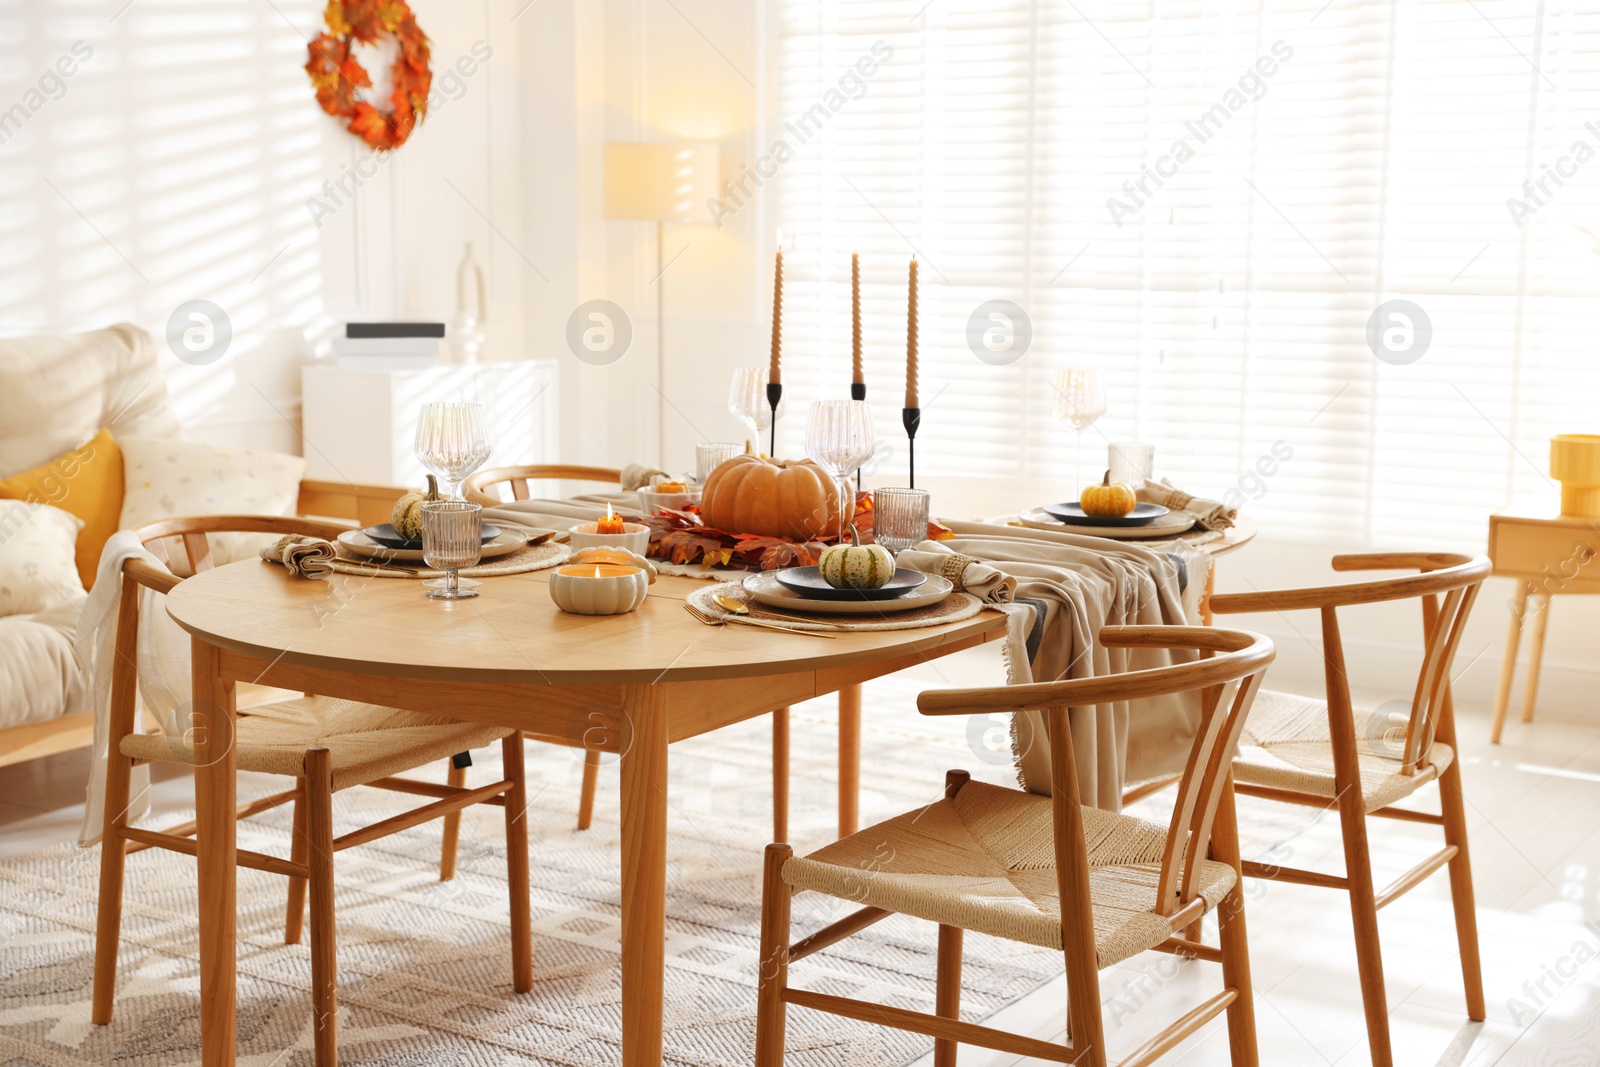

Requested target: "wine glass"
[
  {"left": 728, "top": 367, "right": 773, "bottom": 451},
  {"left": 804, "top": 400, "right": 875, "bottom": 543},
  {"left": 415, "top": 402, "right": 491, "bottom": 500},
  {"left": 1052, "top": 368, "right": 1107, "bottom": 493},
  {"left": 421, "top": 500, "right": 482, "bottom": 600}
]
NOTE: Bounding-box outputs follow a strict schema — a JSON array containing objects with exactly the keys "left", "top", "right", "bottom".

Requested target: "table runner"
[{"left": 900, "top": 522, "right": 1211, "bottom": 810}]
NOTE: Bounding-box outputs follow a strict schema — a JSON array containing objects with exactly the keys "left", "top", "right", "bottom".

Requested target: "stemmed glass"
[
  {"left": 421, "top": 500, "right": 482, "bottom": 600},
  {"left": 415, "top": 402, "right": 491, "bottom": 500},
  {"left": 728, "top": 367, "right": 773, "bottom": 451},
  {"left": 1052, "top": 368, "right": 1107, "bottom": 493},
  {"left": 804, "top": 400, "right": 875, "bottom": 543}
]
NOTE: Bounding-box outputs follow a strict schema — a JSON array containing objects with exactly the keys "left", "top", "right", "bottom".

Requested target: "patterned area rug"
[{"left": 0, "top": 703, "right": 1065, "bottom": 1065}]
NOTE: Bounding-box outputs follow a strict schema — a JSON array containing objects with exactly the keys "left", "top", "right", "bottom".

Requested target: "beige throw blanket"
[{"left": 899, "top": 521, "right": 1211, "bottom": 810}]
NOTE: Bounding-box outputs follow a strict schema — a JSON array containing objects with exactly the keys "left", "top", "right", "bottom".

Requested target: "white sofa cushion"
[
  {"left": 119, "top": 437, "right": 306, "bottom": 568},
  {"left": 0, "top": 501, "right": 87, "bottom": 618},
  {"left": 0, "top": 606, "right": 83, "bottom": 729},
  {"left": 0, "top": 324, "right": 182, "bottom": 479}
]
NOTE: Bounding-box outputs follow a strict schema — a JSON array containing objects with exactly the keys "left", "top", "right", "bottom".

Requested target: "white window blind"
[{"left": 771, "top": 0, "right": 1600, "bottom": 547}]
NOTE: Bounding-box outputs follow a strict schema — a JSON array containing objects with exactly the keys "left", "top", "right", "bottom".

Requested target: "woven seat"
[
  {"left": 120, "top": 696, "right": 510, "bottom": 792},
  {"left": 784, "top": 779, "right": 1238, "bottom": 968},
  {"left": 1233, "top": 689, "right": 1454, "bottom": 812}
]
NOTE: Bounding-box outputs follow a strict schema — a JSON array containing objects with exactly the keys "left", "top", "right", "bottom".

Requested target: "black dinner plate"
[
  {"left": 1041, "top": 502, "right": 1170, "bottom": 527},
  {"left": 363, "top": 523, "right": 501, "bottom": 550},
  {"left": 773, "top": 566, "right": 929, "bottom": 601}
]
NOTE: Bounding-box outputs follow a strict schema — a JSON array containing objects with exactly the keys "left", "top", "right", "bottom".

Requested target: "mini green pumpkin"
[
  {"left": 391, "top": 474, "right": 441, "bottom": 540},
  {"left": 818, "top": 524, "right": 895, "bottom": 589}
]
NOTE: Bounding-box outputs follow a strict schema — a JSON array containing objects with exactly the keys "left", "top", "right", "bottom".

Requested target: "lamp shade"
[{"left": 603, "top": 142, "right": 721, "bottom": 224}]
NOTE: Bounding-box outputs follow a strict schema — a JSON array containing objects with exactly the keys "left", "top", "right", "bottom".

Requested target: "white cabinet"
[{"left": 300, "top": 361, "right": 559, "bottom": 487}]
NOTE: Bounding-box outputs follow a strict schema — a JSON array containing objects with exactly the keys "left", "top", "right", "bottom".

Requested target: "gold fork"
[{"left": 683, "top": 601, "right": 838, "bottom": 638}]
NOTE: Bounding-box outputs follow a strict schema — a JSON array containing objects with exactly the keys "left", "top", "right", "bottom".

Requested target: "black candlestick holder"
[
  {"left": 902, "top": 406, "right": 921, "bottom": 489},
  {"left": 851, "top": 382, "right": 866, "bottom": 490},
  {"left": 766, "top": 382, "right": 783, "bottom": 457}
]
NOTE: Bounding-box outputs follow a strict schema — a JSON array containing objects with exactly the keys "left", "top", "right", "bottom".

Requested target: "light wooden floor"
[{"left": 3, "top": 643, "right": 1596, "bottom": 1067}]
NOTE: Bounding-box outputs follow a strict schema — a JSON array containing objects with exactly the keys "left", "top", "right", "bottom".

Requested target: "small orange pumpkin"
[
  {"left": 699, "top": 455, "right": 854, "bottom": 540},
  {"left": 1080, "top": 470, "right": 1137, "bottom": 517}
]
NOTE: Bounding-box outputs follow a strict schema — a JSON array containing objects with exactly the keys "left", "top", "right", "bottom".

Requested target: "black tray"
[
  {"left": 772, "top": 566, "right": 929, "bottom": 601},
  {"left": 363, "top": 523, "right": 501, "bottom": 550},
  {"left": 1041, "top": 502, "right": 1169, "bottom": 527}
]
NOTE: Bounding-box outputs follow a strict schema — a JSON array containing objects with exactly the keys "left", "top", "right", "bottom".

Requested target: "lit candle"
[
  {"left": 904, "top": 257, "right": 919, "bottom": 408},
  {"left": 769, "top": 231, "right": 783, "bottom": 386},
  {"left": 596, "top": 503, "right": 625, "bottom": 535},
  {"left": 851, "top": 251, "right": 863, "bottom": 386}
]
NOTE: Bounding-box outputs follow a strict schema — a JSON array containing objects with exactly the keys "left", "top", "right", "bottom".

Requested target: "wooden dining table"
[{"left": 164, "top": 478, "right": 1256, "bottom": 1067}]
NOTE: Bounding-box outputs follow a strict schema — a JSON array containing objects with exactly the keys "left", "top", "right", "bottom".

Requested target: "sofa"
[{"left": 0, "top": 325, "right": 402, "bottom": 769}]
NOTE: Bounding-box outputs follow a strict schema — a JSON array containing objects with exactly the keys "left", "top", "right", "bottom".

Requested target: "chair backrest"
[
  {"left": 462, "top": 464, "right": 622, "bottom": 506},
  {"left": 919, "top": 625, "right": 1275, "bottom": 919},
  {"left": 1212, "top": 552, "right": 1488, "bottom": 776},
  {"left": 131, "top": 515, "right": 355, "bottom": 577}
]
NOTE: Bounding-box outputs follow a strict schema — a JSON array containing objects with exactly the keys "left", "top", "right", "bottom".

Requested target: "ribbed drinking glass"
[
  {"left": 872, "top": 487, "right": 930, "bottom": 555},
  {"left": 421, "top": 500, "right": 482, "bottom": 600}
]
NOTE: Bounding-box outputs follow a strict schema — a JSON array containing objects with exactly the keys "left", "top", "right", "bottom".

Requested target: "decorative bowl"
[
  {"left": 637, "top": 487, "right": 702, "bottom": 514},
  {"left": 568, "top": 520, "right": 651, "bottom": 556},
  {"left": 548, "top": 548, "right": 658, "bottom": 615}
]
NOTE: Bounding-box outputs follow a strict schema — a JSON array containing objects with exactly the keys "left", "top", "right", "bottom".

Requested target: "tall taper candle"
[
  {"left": 904, "top": 257, "right": 919, "bottom": 408},
  {"left": 851, "top": 251, "right": 863, "bottom": 385},
  {"left": 769, "top": 238, "right": 783, "bottom": 385}
]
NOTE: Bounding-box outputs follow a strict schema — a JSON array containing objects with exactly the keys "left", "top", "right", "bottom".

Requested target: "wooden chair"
[
  {"left": 1208, "top": 552, "right": 1489, "bottom": 1067},
  {"left": 92, "top": 515, "right": 535, "bottom": 1067},
  {"left": 757, "top": 625, "right": 1275, "bottom": 1067}
]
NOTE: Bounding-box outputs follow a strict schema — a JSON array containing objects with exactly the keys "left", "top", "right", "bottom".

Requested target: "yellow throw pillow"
[{"left": 0, "top": 427, "right": 124, "bottom": 590}]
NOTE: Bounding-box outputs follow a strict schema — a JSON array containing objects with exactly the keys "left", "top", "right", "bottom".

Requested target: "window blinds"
[{"left": 772, "top": 0, "right": 1600, "bottom": 547}]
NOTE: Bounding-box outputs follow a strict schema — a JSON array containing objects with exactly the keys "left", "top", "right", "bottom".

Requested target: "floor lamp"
[{"left": 603, "top": 142, "right": 720, "bottom": 467}]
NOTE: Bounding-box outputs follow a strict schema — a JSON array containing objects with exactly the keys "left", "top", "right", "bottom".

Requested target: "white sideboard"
[{"left": 301, "top": 361, "right": 559, "bottom": 487}]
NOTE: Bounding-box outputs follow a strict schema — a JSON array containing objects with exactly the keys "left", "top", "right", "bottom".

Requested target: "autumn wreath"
[{"left": 305, "top": 1, "right": 431, "bottom": 151}]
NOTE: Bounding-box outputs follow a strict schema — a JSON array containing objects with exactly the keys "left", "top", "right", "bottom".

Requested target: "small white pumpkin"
[
  {"left": 391, "top": 474, "right": 441, "bottom": 540},
  {"left": 818, "top": 524, "right": 895, "bottom": 589}
]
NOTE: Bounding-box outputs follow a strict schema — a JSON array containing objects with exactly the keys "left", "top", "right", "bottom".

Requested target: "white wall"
[{"left": 0, "top": 0, "right": 526, "bottom": 455}]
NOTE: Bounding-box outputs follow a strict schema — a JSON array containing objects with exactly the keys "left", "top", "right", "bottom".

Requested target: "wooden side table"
[{"left": 1488, "top": 512, "right": 1600, "bottom": 743}]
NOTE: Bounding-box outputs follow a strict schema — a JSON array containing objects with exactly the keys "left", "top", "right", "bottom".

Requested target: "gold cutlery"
[{"left": 684, "top": 601, "right": 837, "bottom": 638}]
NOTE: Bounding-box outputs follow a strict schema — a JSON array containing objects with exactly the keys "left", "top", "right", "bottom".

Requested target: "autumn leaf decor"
[
  {"left": 636, "top": 492, "right": 954, "bottom": 571},
  {"left": 305, "top": 0, "right": 431, "bottom": 151}
]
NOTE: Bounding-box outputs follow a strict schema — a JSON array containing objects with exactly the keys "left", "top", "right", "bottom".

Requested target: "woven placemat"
[
  {"left": 688, "top": 581, "right": 984, "bottom": 632},
  {"left": 327, "top": 541, "right": 571, "bottom": 579}
]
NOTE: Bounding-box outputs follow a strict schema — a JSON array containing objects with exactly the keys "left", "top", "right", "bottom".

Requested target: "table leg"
[
  {"left": 192, "top": 638, "right": 237, "bottom": 1066},
  {"left": 1521, "top": 593, "right": 1551, "bottom": 725},
  {"left": 1201, "top": 562, "right": 1217, "bottom": 626},
  {"left": 1490, "top": 580, "right": 1531, "bottom": 744},
  {"left": 772, "top": 707, "right": 789, "bottom": 843},
  {"left": 837, "top": 685, "right": 861, "bottom": 838},
  {"left": 619, "top": 683, "right": 668, "bottom": 1067}
]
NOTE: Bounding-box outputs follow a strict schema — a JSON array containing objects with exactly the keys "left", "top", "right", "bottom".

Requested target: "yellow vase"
[{"left": 1551, "top": 434, "right": 1600, "bottom": 517}]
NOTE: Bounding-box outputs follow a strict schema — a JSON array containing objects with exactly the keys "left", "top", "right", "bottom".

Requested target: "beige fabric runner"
[{"left": 900, "top": 520, "right": 1212, "bottom": 810}]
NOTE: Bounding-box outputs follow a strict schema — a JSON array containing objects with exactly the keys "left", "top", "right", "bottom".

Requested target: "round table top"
[{"left": 165, "top": 562, "right": 1008, "bottom": 686}]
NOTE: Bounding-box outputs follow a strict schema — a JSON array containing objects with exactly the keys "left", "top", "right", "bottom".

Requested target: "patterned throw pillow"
[
  {"left": 0, "top": 428, "right": 124, "bottom": 590},
  {"left": 0, "top": 501, "right": 86, "bottom": 618},
  {"left": 118, "top": 438, "right": 306, "bottom": 572}
]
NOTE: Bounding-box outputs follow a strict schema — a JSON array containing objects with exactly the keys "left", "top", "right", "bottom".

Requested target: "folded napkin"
[
  {"left": 895, "top": 541, "right": 1018, "bottom": 604},
  {"left": 1138, "top": 478, "right": 1236, "bottom": 531},
  {"left": 260, "top": 534, "right": 337, "bottom": 579},
  {"left": 620, "top": 463, "right": 669, "bottom": 491}
]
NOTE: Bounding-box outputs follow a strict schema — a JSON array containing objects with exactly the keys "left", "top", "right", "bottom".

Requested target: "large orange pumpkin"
[{"left": 699, "top": 455, "right": 853, "bottom": 540}]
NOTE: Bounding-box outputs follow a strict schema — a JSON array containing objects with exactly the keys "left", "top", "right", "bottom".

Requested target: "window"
[{"left": 772, "top": 0, "right": 1600, "bottom": 546}]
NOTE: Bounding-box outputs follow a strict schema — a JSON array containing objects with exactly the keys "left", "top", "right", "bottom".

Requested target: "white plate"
[
  {"left": 337, "top": 528, "right": 532, "bottom": 563},
  {"left": 741, "top": 570, "right": 955, "bottom": 614},
  {"left": 1017, "top": 506, "right": 1196, "bottom": 540}
]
